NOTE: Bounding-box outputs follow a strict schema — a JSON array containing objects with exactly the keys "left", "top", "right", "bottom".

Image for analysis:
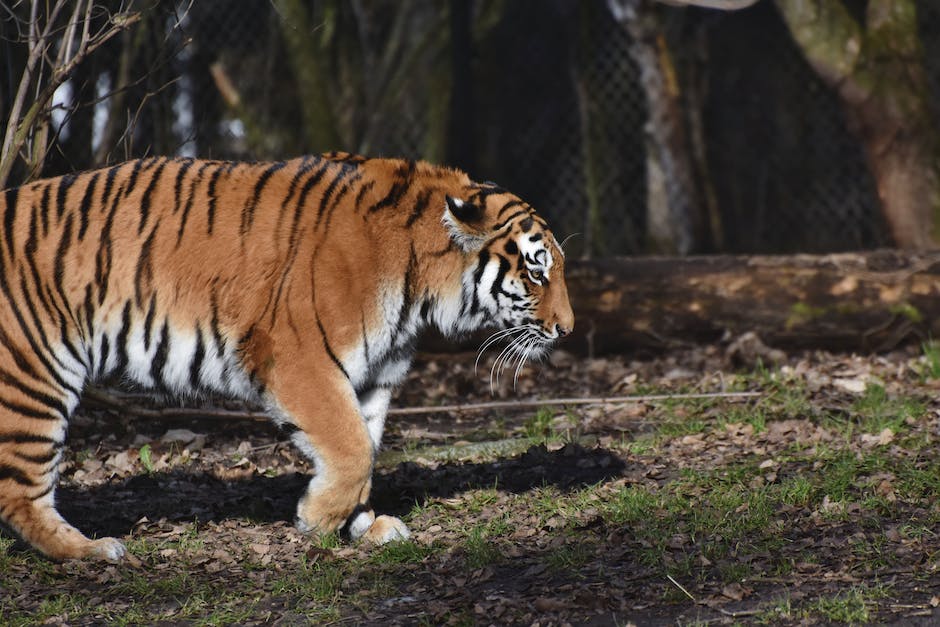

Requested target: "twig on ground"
[
  {"left": 82, "top": 387, "right": 761, "bottom": 422},
  {"left": 666, "top": 574, "right": 696, "bottom": 603}
]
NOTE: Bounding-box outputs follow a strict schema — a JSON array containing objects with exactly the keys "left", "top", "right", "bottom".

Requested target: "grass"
[
  {"left": 3, "top": 359, "right": 935, "bottom": 625},
  {"left": 850, "top": 383, "right": 925, "bottom": 435},
  {"left": 802, "top": 584, "right": 890, "bottom": 623}
]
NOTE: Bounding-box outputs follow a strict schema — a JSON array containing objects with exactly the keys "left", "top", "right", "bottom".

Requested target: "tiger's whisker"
[
  {"left": 490, "top": 336, "right": 521, "bottom": 394},
  {"left": 512, "top": 338, "right": 537, "bottom": 389},
  {"left": 474, "top": 325, "right": 527, "bottom": 374}
]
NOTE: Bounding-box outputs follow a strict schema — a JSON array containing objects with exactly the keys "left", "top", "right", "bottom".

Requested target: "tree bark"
[
  {"left": 562, "top": 251, "right": 940, "bottom": 355},
  {"left": 775, "top": 0, "right": 940, "bottom": 250},
  {"left": 609, "top": 0, "right": 705, "bottom": 254}
]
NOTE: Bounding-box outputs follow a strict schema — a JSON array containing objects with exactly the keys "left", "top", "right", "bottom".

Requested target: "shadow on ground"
[{"left": 55, "top": 443, "right": 626, "bottom": 540}]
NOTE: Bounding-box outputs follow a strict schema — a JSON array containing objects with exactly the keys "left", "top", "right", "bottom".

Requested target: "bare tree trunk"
[
  {"left": 272, "top": 0, "right": 342, "bottom": 152},
  {"left": 775, "top": 0, "right": 940, "bottom": 250},
  {"left": 608, "top": 0, "right": 704, "bottom": 254}
]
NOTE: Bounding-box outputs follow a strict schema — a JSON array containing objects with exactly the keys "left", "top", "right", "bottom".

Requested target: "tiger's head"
[{"left": 437, "top": 184, "right": 574, "bottom": 377}]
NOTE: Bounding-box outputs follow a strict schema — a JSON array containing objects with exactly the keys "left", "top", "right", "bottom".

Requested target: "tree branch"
[{"left": 82, "top": 387, "right": 759, "bottom": 423}]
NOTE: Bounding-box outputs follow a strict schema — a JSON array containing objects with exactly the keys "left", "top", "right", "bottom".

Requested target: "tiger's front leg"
[
  {"left": 265, "top": 357, "right": 407, "bottom": 544},
  {"left": 344, "top": 386, "right": 411, "bottom": 544}
]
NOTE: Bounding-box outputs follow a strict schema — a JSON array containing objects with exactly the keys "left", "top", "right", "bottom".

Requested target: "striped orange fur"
[{"left": 0, "top": 152, "right": 573, "bottom": 560}]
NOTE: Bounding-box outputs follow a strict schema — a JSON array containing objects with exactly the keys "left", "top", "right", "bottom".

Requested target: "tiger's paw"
[
  {"left": 87, "top": 537, "right": 128, "bottom": 562},
  {"left": 359, "top": 515, "right": 411, "bottom": 545}
]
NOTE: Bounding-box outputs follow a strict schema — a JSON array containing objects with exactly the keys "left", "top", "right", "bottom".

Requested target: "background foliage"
[{"left": 2, "top": 0, "right": 939, "bottom": 256}]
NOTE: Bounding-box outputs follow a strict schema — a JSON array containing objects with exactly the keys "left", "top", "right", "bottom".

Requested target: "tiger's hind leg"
[{"left": 0, "top": 401, "right": 125, "bottom": 561}]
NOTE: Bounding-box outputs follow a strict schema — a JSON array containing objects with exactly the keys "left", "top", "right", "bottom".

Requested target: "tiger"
[{"left": 0, "top": 152, "right": 573, "bottom": 561}]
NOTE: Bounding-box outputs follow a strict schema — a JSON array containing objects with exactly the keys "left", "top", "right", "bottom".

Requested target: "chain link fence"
[{"left": 3, "top": 0, "right": 939, "bottom": 256}]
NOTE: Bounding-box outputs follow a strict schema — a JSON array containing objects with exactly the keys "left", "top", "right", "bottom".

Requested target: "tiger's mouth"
[{"left": 474, "top": 323, "right": 556, "bottom": 392}]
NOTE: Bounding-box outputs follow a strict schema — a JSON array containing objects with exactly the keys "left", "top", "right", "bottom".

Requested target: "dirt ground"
[{"left": 2, "top": 340, "right": 939, "bottom": 625}]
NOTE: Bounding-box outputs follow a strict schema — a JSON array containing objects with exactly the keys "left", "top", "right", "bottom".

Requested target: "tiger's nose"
[{"left": 555, "top": 323, "right": 572, "bottom": 338}]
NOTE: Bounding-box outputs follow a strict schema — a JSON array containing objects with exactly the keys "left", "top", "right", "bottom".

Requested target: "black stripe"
[
  {"left": 241, "top": 161, "right": 287, "bottom": 234},
  {"left": 82, "top": 285, "right": 95, "bottom": 343},
  {"left": 490, "top": 256, "right": 514, "bottom": 301},
  {"left": 294, "top": 161, "right": 331, "bottom": 220},
  {"left": 267, "top": 161, "right": 332, "bottom": 325},
  {"left": 353, "top": 181, "right": 375, "bottom": 212},
  {"left": 14, "top": 450, "right": 57, "bottom": 465},
  {"left": 122, "top": 158, "right": 148, "bottom": 200},
  {"left": 143, "top": 293, "right": 157, "bottom": 351},
  {"left": 95, "top": 181, "right": 125, "bottom": 305},
  {"left": 496, "top": 199, "right": 524, "bottom": 218},
  {"left": 320, "top": 171, "right": 361, "bottom": 231},
  {"left": 97, "top": 333, "right": 110, "bottom": 378},
  {"left": 366, "top": 160, "right": 415, "bottom": 213},
  {"left": 53, "top": 213, "right": 74, "bottom": 291},
  {"left": 22, "top": 206, "right": 57, "bottom": 321},
  {"left": 100, "top": 163, "right": 122, "bottom": 207},
  {"left": 50, "top": 232, "right": 80, "bottom": 343},
  {"left": 493, "top": 210, "right": 531, "bottom": 232},
  {"left": 206, "top": 163, "right": 230, "bottom": 235},
  {"left": 0, "top": 359, "right": 69, "bottom": 416},
  {"left": 150, "top": 320, "right": 170, "bottom": 388},
  {"left": 177, "top": 161, "right": 212, "bottom": 245},
  {"left": 0, "top": 394, "right": 60, "bottom": 421},
  {"left": 405, "top": 188, "right": 434, "bottom": 227},
  {"left": 316, "top": 314, "right": 348, "bottom": 380},
  {"left": 190, "top": 325, "right": 205, "bottom": 389},
  {"left": 77, "top": 172, "right": 100, "bottom": 240},
  {"left": 172, "top": 158, "right": 195, "bottom": 214},
  {"left": 283, "top": 157, "right": 319, "bottom": 209},
  {"left": 315, "top": 165, "right": 355, "bottom": 228},
  {"left": 27, "top": 482, "right": 55, "bottom": 501},
  {"left": 15, "top": 270, "right": 79, "bottom": 396},
  {"left": 470, "top": 250, "right": 490, "bottom": 313},
  {"left": 360, "top": 311, "right": 370, "bottom": 364},
  {"left": 210, "top": 287, "right": 225, "bottom": 358},
  {"left": 0, "top": 433, "right": 60, "bottom": 445},
  {"left": 0, "top": 464, "right": 36, "bottom": 486},
  {"left": 138, "top": 158, "right": 168, "bottom": 235},
  {"left": 38, "top": 183, "right": 51, "bottom": 235},
  {"left": 115, "top": 301, "right": 131, "bottom": 373},
  {"left": 55, "top": 173, "right": 77, "bottom": 220},
  {"left": 396, "top": 247, "right": 418, "bottom": 333},
  {"left": 4, "top": 187, "right": 18, "bottom": 256},
  {"left": 55, "top": 310, "right": 84, "bottom": 367},
  {"left": 134, "top": 222, "right": 159, "bottom": 307}
]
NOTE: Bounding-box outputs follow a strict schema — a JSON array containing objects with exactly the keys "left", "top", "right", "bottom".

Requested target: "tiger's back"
[{"left": 0, "top": 153, "right": 573, "bottom": 560}]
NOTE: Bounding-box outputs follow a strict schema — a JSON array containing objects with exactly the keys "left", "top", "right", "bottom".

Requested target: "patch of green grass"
[
  {"left": 522, "top": 407, "right": 557, "bottom": 441},
  {"left": 463, "top": 525, "right": 502, "bottom": 568},
  {"left": 270, "top": 553, "right": 346, "bottom": 620},
  {"left": 546, "top": 541, "right": 594, "bottom": 572},
  {"left": 371, "top": 540, "right": 437, "bottom": 565},
  {"left": 918, "top": 340, "right": 940, "bottom": 380},
  {"left": 851, "top": 384, "right": 925, "bottom": 435},
  {"left": 778, "top": 475, "right": 814, "bottom": 507},
  {"left": 754, "top": 596, "right": 794, "bottom": 624},
  {"left": 802, "top": 585, "right": 889, "bottom": 623}
]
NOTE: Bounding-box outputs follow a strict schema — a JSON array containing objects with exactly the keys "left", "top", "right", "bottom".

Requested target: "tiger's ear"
[{"left": 443, "top": 196, "right": 487, "bottom": 251}]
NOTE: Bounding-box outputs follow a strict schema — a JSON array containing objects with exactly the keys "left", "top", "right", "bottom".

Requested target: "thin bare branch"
[
  {"left": 656, "top": 0, "right": 760, "bottom": 8},
  {"left": 0, "top": 2, "right": 141, "bottom": 187},
  {"left": 82, "top": 387, "right": 760, "bottom": 423}
]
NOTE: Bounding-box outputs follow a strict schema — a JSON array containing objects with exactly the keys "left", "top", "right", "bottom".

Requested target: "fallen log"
[{"left": 561, "top": 250, "right": 940, "bottom": 354}]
